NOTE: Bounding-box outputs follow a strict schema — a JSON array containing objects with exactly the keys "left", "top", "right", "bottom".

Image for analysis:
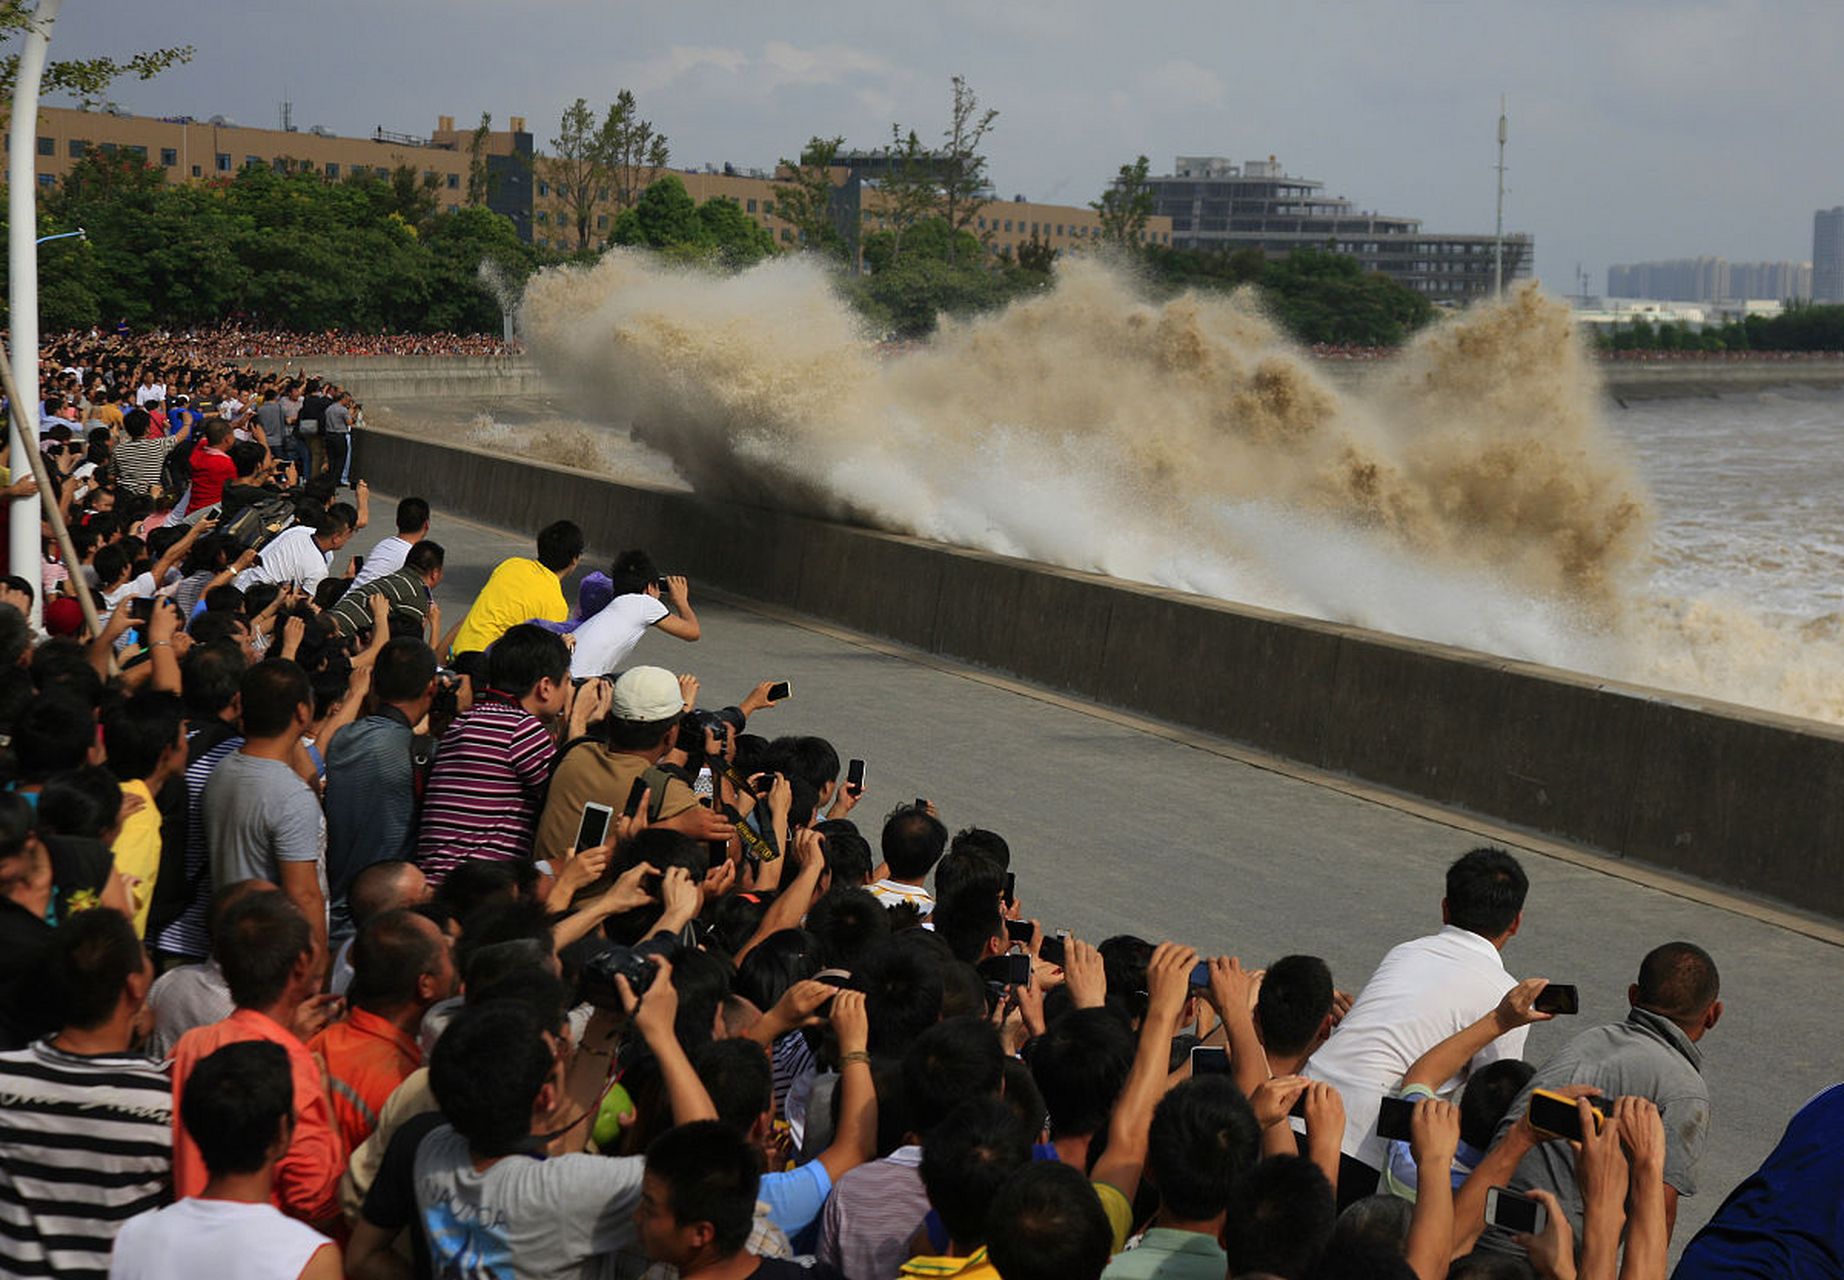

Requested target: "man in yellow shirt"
[
  {"left": 450, "top": 520, "right": 583, "bottom": 657},
  {"left": 102, "top": 692, "right": 188, "bottom": 937}
]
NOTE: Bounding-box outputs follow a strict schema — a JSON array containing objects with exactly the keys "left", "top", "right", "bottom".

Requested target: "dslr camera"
[{"left": 580, "top": 934, "right": 680, "bottom": 1010}]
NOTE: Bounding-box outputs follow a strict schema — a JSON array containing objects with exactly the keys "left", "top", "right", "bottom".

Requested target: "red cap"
[{"left": 42, "top": 596, "right": 84, "bottom": 637}]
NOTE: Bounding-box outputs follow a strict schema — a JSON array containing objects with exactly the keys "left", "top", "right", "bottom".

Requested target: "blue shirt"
[
  {"left": 1673, "top": 1083, "right": 1844, "bottom": 1279},
  {"left": 760, "top": 1158, "right": 832, "bottom": 1251}
]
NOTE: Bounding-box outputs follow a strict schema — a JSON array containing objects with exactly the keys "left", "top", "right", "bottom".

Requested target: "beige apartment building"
[{"left": 23, "top": 104, "right": 1170, "bottom": 263}]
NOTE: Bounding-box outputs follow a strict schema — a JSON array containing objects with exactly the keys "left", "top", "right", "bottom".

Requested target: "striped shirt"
[
  {"left": 113, "top": 436, "right": 180, "bottom": 496},
  {"left": 150, "top": 727, "right": 242, "bottom": 960},
  {"left": 324, "top": 566, "right": 431, "bottom": 638},
  {"left": 0, "top": 1039, "right": 173, "bottom": 1279},
  {"left": 414, "top": 697, "right": 556, "bottom": 884}
]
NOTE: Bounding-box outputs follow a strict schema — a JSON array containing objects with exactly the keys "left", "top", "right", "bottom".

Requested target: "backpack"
[{"left": 217, "top": 495, "right": 297, "bottom": 552}]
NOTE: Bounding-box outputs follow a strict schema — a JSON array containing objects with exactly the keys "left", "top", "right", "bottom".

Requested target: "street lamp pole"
[{"left": 7, "top": 0, "right": 65, "bottom": 622}]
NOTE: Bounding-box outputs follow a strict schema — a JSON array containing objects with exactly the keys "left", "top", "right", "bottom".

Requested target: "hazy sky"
[{"left": 44, "top": 0, "right": 1844, "bottom": 288}]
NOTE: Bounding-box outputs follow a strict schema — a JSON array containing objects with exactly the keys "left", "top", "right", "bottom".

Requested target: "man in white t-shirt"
[
  {"left": 233, "top": 510, "right": 355, "bottom": 594},
  {"left": 1303, "top": 847, "right": 1531, "bottom": 1205},
  {"left": 569, "top": 549, "right": 701, "bottom": 680},
  {"left": 349, "top": 495, "right": 430, "bottom": 592},
  {"left": 109, "top": 1039, "right": 340, "bottom": 1280}
]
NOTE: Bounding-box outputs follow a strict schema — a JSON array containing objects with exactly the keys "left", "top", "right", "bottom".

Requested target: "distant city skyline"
[
  {"left": 1607, "top": 257, "right": 1812, "bottom": 304},
  {"left": 31, "top": 0, "right": 1844, "bottom": 289}
]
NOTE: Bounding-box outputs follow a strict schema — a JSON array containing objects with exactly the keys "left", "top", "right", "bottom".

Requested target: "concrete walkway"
[{"left": 383, "top": 495, "right": 1843, "bottom": 1251}]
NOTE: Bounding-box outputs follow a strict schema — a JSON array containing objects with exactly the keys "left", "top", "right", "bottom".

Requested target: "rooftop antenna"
[
  {"left": 281, "top": 94, "right": 293, "bottom": 133},
  {"left": 1493, "top": 96, "right": 1507, "bottom": 299}
]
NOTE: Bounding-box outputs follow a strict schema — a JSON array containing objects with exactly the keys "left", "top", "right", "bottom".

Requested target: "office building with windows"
[
  {"left": 1814, "top": 207, "right": 1844, "bottom": 303},
  {"left": 1144, "top": 155, "right": 1531, "bottom": 301}
]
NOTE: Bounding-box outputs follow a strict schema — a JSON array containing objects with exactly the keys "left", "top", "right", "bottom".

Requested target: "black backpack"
[{"left": 217, "top": 495, "right": 297, "bottom": 551}]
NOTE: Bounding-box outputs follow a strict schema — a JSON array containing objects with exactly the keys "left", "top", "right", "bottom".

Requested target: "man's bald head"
[{"left": 349, "top": 861, "right": 430, "bottom": 930}]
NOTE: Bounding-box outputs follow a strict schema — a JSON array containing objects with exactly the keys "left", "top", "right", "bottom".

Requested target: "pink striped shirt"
[{"left": 414, "top": 697, "right": 556, "bottom": 884}]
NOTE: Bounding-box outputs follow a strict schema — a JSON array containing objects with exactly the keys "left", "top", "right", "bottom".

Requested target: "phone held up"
[
  {"left": 1532, "top": 983, "right": 1580, "bottom": 1015},
  {"left": 1525, "top": 1088, "right": 1613, "bottom": 1142},
  {"left": 1485, "top": 1187, "right": 1547, "bottom": 1236},
  {"left": 575, "top": 801, "right": 613, "bottom": 853}
]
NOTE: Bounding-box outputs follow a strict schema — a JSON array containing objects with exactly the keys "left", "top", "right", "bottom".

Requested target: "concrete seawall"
[
  {"left": 275, "top": 352, "right": 1844, "bottom": 406},
  {"left": 354, "top": 427, "right": 1844, "bottom": 923}
]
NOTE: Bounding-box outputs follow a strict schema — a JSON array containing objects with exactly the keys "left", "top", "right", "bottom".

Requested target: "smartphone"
[
  {"left": 977, "top": 954, "right": 1032, "bottom": 987},
  {"left": 1189, "top": 960, "right": 1212, "bottom": 988},
  {"left": 1376, "top": 1094, "right": 1417, "bottom": 1142},
  {"left": 846, "top": 758, "right": 866, "bottom": 792},
  {"left": 1526, "top": 1089, "right": 1612, "bottom": 1142},
  {"left": 1533, "top": 984, "right": 1580, "bottom": 1015},
  {"left": 127, "top": 597, "right": 155, "bottom": 623},
  {"left": 1485, "top": 1187, "right": 1547, "bottom": 1236},
  {"left": 1002, "top": 871, "right": 1016, "bottom": 908},
  {"left": 351, "top": 555, "right": 365, "bottom": 573},
  {"left": 1190, "top": 1045, "right": 1230, "bottom": 1075},
  {"left": 1037, "top": 933, "right": 1068, "bottom": 967},
  {"left": 575, "top": 801, "right": 613, "bottom": 852},
  {"left": 622, "top": 776, "right": 650, "bottom": 820},
  {"left": 1004, "top": 918, "right": 1036, "bottom": 945},
  {"left": 915, "top": 797, "right": 928, "bottom": 811},
  {"left": 766, "top": 680, "right": 791, "bottom": 702}
]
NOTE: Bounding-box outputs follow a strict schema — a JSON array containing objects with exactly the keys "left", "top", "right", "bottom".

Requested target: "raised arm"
[
  {"left": 1090, "top": 942, "right": 1193, "bottom": 1197},
  {"left": 1405, "top": 977, "right": 1552, "bottom": 1093},
  {"left": 619, "top": 955, "right": 717, "bottom": 1124},
  {"left": 1404, "top": 1098, "right": 1462, "bottom": 1280},
  {"left": 1615, "top": 1098, "right": 1668, "bottom": 1280},
  {"left": 655, "top": 576, "right": 700, "bottom": 641}
]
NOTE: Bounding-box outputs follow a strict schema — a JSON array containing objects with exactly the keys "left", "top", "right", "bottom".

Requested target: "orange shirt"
[
  {"left": 307, "top": 1005, "right": 421, "bottom": 1155},
  {"left": 170, "top": 1007, "right": 346, "bottom": 1226}
]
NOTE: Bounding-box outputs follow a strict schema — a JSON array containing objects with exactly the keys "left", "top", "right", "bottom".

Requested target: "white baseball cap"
[{"left": 610, "top": 665, "right": 683, "bottom": 721}]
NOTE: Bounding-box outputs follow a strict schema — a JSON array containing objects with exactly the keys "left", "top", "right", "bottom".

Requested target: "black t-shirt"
[
  {"left": 299, "top": 395, "right": 330, "bottom": 428},
  {"left": 362, "top": 1108, "right": 446, "bottom": 1278},
  {"left": 0, "top": 836, "right": 114, "bottom": 1048}
]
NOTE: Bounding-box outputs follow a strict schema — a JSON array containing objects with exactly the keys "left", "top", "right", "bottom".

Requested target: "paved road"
[{"left": 384, "top": 496, "right": 1842, "bottom": 1252}]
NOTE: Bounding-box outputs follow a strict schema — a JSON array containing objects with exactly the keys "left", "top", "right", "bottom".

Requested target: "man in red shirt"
[
  {"left": 307, "top": 908, "right": 455, "bottom": 1153},
  {"left": 170, "top": 888, "right": 345, "bottom": 1229},
  {"left": 184, "top": 417, "right": 239, "bottom": 518}
]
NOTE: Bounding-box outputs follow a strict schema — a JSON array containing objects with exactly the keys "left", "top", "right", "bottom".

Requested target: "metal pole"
[
  {"left": 1493, "top": 95, "right": 1507, "bottom": 300},
  {"left": 7, "top": 0, "right": 64, "bottom": 628}
]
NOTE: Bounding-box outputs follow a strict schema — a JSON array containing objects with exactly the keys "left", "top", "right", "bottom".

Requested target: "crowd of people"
[
  {"left": 48, "top": 324, "right": 523, "bottom": 364},
  {"left": 0, "top": 335, "right": 1836, "bottom": 1280}
]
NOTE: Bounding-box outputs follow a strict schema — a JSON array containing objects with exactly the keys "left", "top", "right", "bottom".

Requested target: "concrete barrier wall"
[
  {"left": 245, "top": 355, "right": 553, "bottom": 402},
  {"left": 356, "top": 428, "right": 1844, "bottom": 921}
]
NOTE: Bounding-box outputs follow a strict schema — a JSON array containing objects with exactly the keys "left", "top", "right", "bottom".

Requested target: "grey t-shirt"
[
  {"left": 1488, "top": 1007, "right": 1710, "bottom": 1247},
  {"left": 254, "top": 399, "right": 288, "bottom": 447},
  {"left": 323, "top": 401, "right": 351, "bottom": 435},
  {"left": 201, "top": 752, "right": 326, "bottom": 899},
  {"left": 412, "top": 1123, "right": 645, "bottom": 1280}
]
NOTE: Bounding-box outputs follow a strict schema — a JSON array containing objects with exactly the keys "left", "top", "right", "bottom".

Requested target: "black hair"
[
  {"left": 949, "top": 826, "right": 1011, "bottom": 871},
  {"left": 732, "top": 928, "right": 820, "bottom": 1013},
  {"left": 485, "top": 624, "right": 568, "bottom": 698},
  {"left": 396, "top": 496, "right": 431, "bottom": 534},
  {"left": 205, "top": 879, "right": 272, "bottom": 944},
  {"left": 1460, "top": 1059, "right": 1536, "bottom": 1152},
  {"left": 42, "top": 906, "right": 143, "bottom": 1031},
  {"left": 805, "top": 887, "right": 891, "bottom": 969},
  {"left": 434, "top": 860, "right": 534, "bottom": 920},
  {"left": 667, "top": 946, "right": 733, "bottom": 1051},
  {"left": 179, "top": 640, "right": 247, "bottom": 719},
  {"left": 693, "top": 1037, "right": 774, "bottom": 1135},
  {"left": 187, "top": 611, "right": 248, "bottom": 649},
  {"left": 91, "top": 543, "right": 130, "bottom": 588},
  {"left": 704, "top": 892, "right": 771, "bottom": 960},
  {"left": 228, "top": 439, "right": 266, "bottom": 478},
  {"left": 881, "top": 806, "right": 949, "bottom": 881},
  {"left": 985, "top": 1160, "right": 1114, "bottom": 1280},
  {"left": 35, "top": 766, "right": 121, "bottom": 839},
  {"left": 932, "top": 850, "right": 1004, "bottom": 912},
  {"left": 348, "top": 909, "right": 445, "bottom": 1011},
  {"left": 13, "top": 691, "right": 96, "bottom": 782},
  {"left": 1257, "top": 954, "right": 1336, "bottom": 1058},
  {"left": 644, "top": 1120, "right": 762, "bottom": 1256},
  {"left": 1636, "top": 941, "right": 1720, "bottom": 1023},
  {"left": 182, "top": 1040, "right": 294, "bottom": 1176},
  {"left": 30, "top": 641, "right": 105, "bottom": 709},
  {"left": 101, "top": 691, "right": 184, "bottom": 782},
  {"left": 1445, "top": 847, "right": 1529, "bottom": 938},
  {"left": 123, "top": 408, "right": 151, "bottom": 438},
  {"left": 814, "top": 822, "right": 873, "bottom": 888},
  {"left": 405, "top": 540, "right": 445, "bottom": 577},
  {"left": 765, "top": 735, "right": 840, "bottom": 795},
  {"left": 930, "top": 881, "right": 1004, "bottom": 966},
  {"left": 534, "top": 519, "right": 585, "bottom": 572},
  {"left": 920, "top": 1098, "right": 1030, "bottom": 1249},
  {"left": 373, "top": 637, "right": 437, "bottom": 703},
  {"left": 1098, "top": 934, "right": 1153, "bottom": 1025},
  {"left": 0, "top": 602, "right": 32, "bottom": 671},
  {"left": 215, "top": 890, "right": 312, "bottom": 1008},
  {"left": 608, "top": 548, "right": 658, "bottom": 597},
  {"left": 456, "top": 899, "right": 554, "bottom": 984},
  {"left": 901, "top": 1016, "right": 1004, "bottom": 1139},
  {"left": 860, "top": 931, "right": 946, "bottom": 1055},
  {"left": 1224, "top": 1155, "right": 1337, "bottom": 1280},
  {"left": 1147, "top": 1074, "right": 1261, "bottom": 1221},
  {"left": 238, "top": 659, "right": 311, "bottom": 738},
  {"left": 1026, "top": 1006, "right": 1135, "bottom": 1140},
  {"left": 1329, "top": 1193, "right": 1413, "bottom": 1261},
  {"left": 429, "top": 999, "right": 556, "bottom": 1157}
]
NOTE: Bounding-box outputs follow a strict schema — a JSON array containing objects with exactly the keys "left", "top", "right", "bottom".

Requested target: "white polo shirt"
[
  {"left": 1304, "top": 924, "right": 1525, "bottom": 1170},
  {"left": 349, "top": 534, "right": 412, "bottom": 591},
  {"left": 568, "top": 592, "right": 669, "bottom": 680}
]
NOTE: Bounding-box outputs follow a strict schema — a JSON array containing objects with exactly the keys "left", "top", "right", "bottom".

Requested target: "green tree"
[
  {"left": 601, "top": 89, "right": 670, "bottom": 214},
  {"left": 0, "top": 2, "right": 191, "bottom": 120},
  {"left": 423, "top": 204, "right": 533, "bottom": 331},
  {"left": 609, "top": 173, "right": 703, "bottom": 250},
  {"left": 546, "top": 98, "right": 607, "bottom": 252},
  {"left": 861, "top": 215, "right": 981, "bottom": 274},
  {"left": 695, "top": 196, "right": 776, "bottom": 268},
  {"left": 465, "top": 111, "right": 493, "bottom": 206},
  {"left": 773, "top": 135, "right": 847, "bottom": 257},
  {"left": 938, "top": 76, "right": 997, "bottom": 262},
  {"left": 1015, "top": 231, "right": 1057, "bottom": 275},
  {"left": 1092, "top": 155, "right": 1155, "bottom": 248},
  {"left": 869, "top": 126, "right": 939, "bottom": 268}
]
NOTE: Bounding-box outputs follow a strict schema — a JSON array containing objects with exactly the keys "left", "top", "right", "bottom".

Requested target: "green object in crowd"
[{"left": 593, "top": 1082, "right": 635, "bottom": 1149}]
